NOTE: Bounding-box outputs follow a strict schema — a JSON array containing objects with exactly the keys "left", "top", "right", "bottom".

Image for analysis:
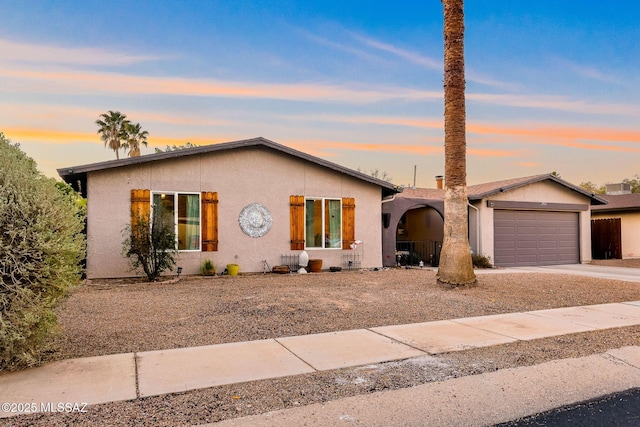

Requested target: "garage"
[{"left": 494, "top": 210, "right": 579, "bottom": 267}]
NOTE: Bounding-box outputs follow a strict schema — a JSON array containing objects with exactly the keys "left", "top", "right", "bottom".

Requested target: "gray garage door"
[{"left": 494, "top": 210, "right": 579, "bottom": 267}]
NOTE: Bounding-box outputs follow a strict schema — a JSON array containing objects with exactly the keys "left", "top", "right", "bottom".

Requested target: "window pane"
[
  {"left": 153, "top": 193, "right": 175, "bottom": 220},
  {"left": 325, "top": 199, "right": 341, "bottom": 248},
  {"left": 178, "top": 194, "right": 200, "bottom": 250},
  {"left": 305, "top": 199, "right": 322, "bottom": 248}
]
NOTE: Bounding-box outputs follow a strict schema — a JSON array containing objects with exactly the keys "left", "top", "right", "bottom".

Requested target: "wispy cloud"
[
  {"left": 0, "top": 39, "right": 164, "bottom": 66},
  {"left": 349, "top": 33, "right": 442, "bottom": 71},
  {"left": 553, "top": 56, "right": 623, "bottom": 84},
  {"left": 468, "top": 122, "right": 640, "bottom": 146},
  {"left": 281, "top": 113, "right": 640, "bottom": 149},
  {"left": 468, "top": 93, "right": 640, "bottom": 117},
  {"left": 0, "top": 65, "right": 443, "bottom": 104},
  {"left": 512, "top": 161, "right": 541, "bottom": 168},
  {"left": 0, "top": 102, "right": 240, "bottom": 129},
  {"left": 296, "top": 29, "right": 385, "bottom": 64},
  {"left": 349, "top": 32, "right": 517, "bottom": 90},
  {"left": 4, "top": 128, "right": 98, "bottom": 144},
  {"left": 3, "top": 127, "right": 229, "bottom": 148},
  {"left": 468, "top": 147, "right": 522, "bottom": 158},
  {"left": 284, "top": 138, "right": 443, "bottom": 157}
]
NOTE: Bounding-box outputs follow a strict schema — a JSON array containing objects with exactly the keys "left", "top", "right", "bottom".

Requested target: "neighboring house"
[
  {"left": 591, "top": 183, "right": 640, "bottom": 259},
  {"left": 382, "top": 174, "right": 607, "bottom": 268},
  {"left": 58, "top": 137, "right": 397, "bottom": 279}
]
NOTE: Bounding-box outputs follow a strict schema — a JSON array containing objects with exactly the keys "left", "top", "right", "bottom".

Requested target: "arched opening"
[{"left": 395, "top": 206, "right": 444, "bottom": 266}]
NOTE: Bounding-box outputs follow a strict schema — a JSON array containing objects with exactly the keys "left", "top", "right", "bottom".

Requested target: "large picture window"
[
  {"left": 305, "top": 198, "right": 342, "bottom": 249},
  {"left": 153, "top": 192, "right": 200, "bottom": 251}
]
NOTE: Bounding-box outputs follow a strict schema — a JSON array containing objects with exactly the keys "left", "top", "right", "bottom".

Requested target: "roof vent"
[{"left": 605, "top": 183, "right": 632, "bottom": 195}]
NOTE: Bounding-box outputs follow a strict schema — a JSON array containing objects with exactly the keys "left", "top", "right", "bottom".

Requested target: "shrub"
[
  {"left": 0, "top": 133, "right": 86, "bottom": 371},
  {"left": 202, "top": 259, "right": 216, "bottom": 275},
  {"left": 471, "top": 253, "right": 494, "bottom": 269},
  {"left": 122, "top": 211, "right": 177, "bottom": 281}
]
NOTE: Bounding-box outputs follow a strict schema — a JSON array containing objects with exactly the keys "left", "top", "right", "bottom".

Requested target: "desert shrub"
[
  {"left": 201, "top": 259, "right": 216, "bottom": 275},
  {"left": 0, "top": 133, "right": 86, "bottom": 371},
  {"left": 122, "top": 211, "right": 177, "bottom": 281},
  {"left": 471, "top": 253, "right": 493, "bottom": 269}
]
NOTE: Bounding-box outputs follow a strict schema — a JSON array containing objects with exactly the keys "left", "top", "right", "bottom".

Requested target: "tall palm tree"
[
  {"left": 125, "top": 122, "right": 149, "bottom": 157},
  {"left": 96, "top": 111, "right": 128, "bottom": 160},
  {"left": 436, "top": 0, "right": 476, "bottom": 286}
]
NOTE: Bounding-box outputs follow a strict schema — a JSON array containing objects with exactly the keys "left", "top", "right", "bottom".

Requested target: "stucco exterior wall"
[
  {"left": 476, "top": 181, "right": 593, "bottom": 264},
  {"left": 591, "top": 211, "right": 640, "bottom": 258},
  {"left": 397, "top": 207, "right": 443, "bottom": 243},
  {"left": 86, "top": 146, "right": 384, "bottom": 278}
]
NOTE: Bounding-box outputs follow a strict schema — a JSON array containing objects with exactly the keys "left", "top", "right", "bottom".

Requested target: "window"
[
  {"left": 289, "top": 195, "right": 354, "bottom": 251},
  {"left": 153, "top": 192, "right": 200, "bottom": 251},
  {"left": 305, "top": 198, "right": 342, "bottom": 249},
  {"left": 131, "top": 189, "right": 218, "bottom": 252}
]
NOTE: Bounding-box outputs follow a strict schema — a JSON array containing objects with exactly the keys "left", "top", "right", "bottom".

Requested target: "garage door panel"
[
  {"left": 539, "top": 253, "right": 561, "bottom": 262},
  {"left": 517, "top": 225, "right": 537, "bottom": 233},
  {"left": 539, "top": 241, "right": 558, "bottom": 249},
  {"left": 558, "top": 241, "right": 576, "bottom": 248},
  {"left": 516, "top": 255, "right": 538, "bottom": 264},
  {"left": 494, "top": 210, "right": 579, "bottom": 267}
]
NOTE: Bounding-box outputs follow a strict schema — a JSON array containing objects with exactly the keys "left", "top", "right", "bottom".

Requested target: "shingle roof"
[
  {"left": 395, "top": 173, "right": 606, "bottom": 205},
  {"left": 58, "top": 137, "right": 399, "bottom": 197},
  {"left": 592, "top": 193, "right": 640, "bottom": 212},
  {"left": 467, "top": 173, "right": 606, "bottom": 204},
  {"left": 395, "top": 187, "right": 445, "bottom": 200}
]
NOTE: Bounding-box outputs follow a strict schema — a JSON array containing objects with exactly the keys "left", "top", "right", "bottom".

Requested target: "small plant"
[
  {"left": 202, "top": 259, "right": 216, "bottom": 276},
  {"left": 122, "top": 211, "right": 177, "bottom": 281},
  {"left": 471, "top": 253, "right": 493, "bottom": 269}
]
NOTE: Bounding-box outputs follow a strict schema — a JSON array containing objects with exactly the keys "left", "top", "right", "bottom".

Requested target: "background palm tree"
[
  {"left": 96, "top": 110, "right": 128, "bottom": 160},
  {"left": 125, "top": 122, "right": 149, "bottom": 157},
  {"left": 436, "top": 0, "right": 476, "bottom": 286}
]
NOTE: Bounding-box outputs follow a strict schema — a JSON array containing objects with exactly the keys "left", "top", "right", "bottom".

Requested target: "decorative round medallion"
[{"left": 238, "top": 203, "right": 272, "bottom": 237}]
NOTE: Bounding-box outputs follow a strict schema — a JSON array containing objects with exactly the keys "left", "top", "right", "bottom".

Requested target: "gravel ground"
[{"left": 4, "top": 263, "right": 640, "bottom": 426}]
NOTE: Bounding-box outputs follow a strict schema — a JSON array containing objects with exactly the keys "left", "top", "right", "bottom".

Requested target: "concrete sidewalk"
[
  {"left": 208, "top": 346, "right": 640, "bottom": 427},
  {"left": 2, "top": 300, "right": 640, "bottom": 420},
  {"left": 507, "top": 264, "right": 640, "bottom": 283}
]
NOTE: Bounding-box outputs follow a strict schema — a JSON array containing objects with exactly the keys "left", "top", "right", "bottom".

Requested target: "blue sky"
[{"left": 2, "top": 0, "right": 639, "bottom": 187}]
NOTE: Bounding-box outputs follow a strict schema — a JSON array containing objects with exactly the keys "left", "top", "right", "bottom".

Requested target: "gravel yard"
[{"left": 5, "top": 263, "right": 640, "bottom": 426}]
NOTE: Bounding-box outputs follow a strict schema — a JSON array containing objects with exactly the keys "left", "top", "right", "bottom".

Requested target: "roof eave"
[
  {"left": 57, "top": 136, "right": 399, "bottom": 195},
  {"left": 468, "top": 173, "right": 607, "bottom": 205}
]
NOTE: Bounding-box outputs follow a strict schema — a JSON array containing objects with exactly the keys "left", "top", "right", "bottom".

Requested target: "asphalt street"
[{"left": 496, "top": 388, "right": 640, "bottom": 426}]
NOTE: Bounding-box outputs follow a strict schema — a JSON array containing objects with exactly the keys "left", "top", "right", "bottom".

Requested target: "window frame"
[
  {"left": 151, "top": 191, "right": 202, "bottom": 252},
  {"left": 304, "top": 197, "right": 342, "bottom": 250}
]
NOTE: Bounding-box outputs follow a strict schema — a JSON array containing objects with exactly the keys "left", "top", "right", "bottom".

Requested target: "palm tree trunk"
[{"left": 436, "top": 0, "right": 476, "bottom": 286}]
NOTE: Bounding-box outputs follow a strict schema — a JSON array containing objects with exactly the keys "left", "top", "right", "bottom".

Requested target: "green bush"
[
  {"left": 471, "top": 253, "right": 493, "bottom": 269},
  {"left": 122, "top": 211, "right": 177, "bottom": 281},
  {"left": 0, "top": 133, "right": 86, "bottom": 371}
]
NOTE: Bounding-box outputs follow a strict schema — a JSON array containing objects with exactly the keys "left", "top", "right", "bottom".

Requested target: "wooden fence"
[{"left": 591, "top": 218, "right": 622, "bottom": 259}]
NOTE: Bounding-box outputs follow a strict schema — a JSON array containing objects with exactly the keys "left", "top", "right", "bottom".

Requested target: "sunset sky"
[{"left": 2, "top": 1, "right": 639, "bottom": 187}]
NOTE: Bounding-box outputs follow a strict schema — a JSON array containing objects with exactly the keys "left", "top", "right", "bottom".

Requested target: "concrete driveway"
[{"left": 506, "top": 264, "right": 640, "bottom": 283}]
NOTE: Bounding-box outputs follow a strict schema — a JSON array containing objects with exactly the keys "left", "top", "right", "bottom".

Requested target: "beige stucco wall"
[
  {"left": 475, "top": 181, "right": 593, "bottom": 264},
  {"left": 591, "top": 211, "right": 640, "bottom": 258},
  {"left": 397, "top": 207, "right": 443, "bottom": 243},
  {"left": 86, "top": 147, "right": 384, "bottom": 278}
]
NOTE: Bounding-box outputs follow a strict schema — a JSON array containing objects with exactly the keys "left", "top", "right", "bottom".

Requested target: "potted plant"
[{"left": 202, "top": 259, "right": 216, "bottom": 276}]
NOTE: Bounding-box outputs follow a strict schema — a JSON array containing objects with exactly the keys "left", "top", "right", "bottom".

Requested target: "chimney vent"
[{"left": 606, "top": 183, "right": 631, "bottom": 195}]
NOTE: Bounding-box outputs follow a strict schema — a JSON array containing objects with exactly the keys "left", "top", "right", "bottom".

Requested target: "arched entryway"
[
  {"left": 396, "top": 206, "right": 444, "bottom": 266},
  {"left": 381, "top": 189, "right": 445, "bottom": 267}
]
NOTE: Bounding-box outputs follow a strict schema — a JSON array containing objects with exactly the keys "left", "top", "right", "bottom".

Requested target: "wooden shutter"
[
  {"left": 290, "top": 195, "right": 305, "bottom": 250},
  {"left": 131, "top": 189, "right": 151, "bottom": 225},
  {"left": 342, "top": 197, "right": 355, "bottom": 249},
  {"left": 201, "top": 192, "right": 219, "bottom": 251}
]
